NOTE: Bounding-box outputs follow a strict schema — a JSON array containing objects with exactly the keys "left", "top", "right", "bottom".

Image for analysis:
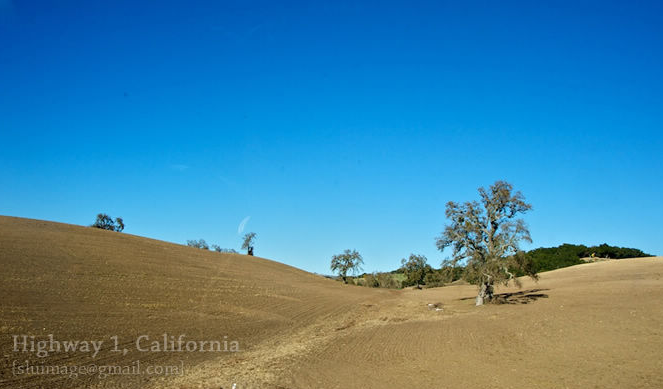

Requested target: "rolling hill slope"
[
  {"left": 1, "top": 216, "right": 661, "bottom": 388},
  {"left": 0, "top": 216, "right": 390, "bottom": 388}
]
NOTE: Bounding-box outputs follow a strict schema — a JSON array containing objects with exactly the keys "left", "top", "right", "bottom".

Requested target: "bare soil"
[{"left": 1, "top": 216, "right": 661, "bottom": 388}]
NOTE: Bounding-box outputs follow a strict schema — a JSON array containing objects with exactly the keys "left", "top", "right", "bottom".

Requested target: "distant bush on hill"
[
  {"left": 91, "top": 213, "right": 124, "bottom": 232},
  {"left": 211, "top": 244, "right": 238, "bottom": 253},
  {"left": 376, "top": 272, "right": 401, "bottom": 289},
  {"left": 352, "top": 272, "right": 402, "bottom": 289},
  {"left": 422, "top": 266, "right": 464, "bottom": 288},
  {"left": 363, "top": 273, "right": 379, "bottom": 287},
  {"left": 352, "top": 266, "right": 463, "bottom": 290},
  {"left": 186, "top": 241, "right": 239, "bottom": 253},
  {"left": 526, "top": 243, "right": 652, "bottom": 273},
  {"left": 187, "top": 239, "right": 209, "bottom": 250}
]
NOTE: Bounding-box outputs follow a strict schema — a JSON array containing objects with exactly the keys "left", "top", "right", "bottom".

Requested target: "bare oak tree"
[{"left": 436, "top": 181, "right": 537, "bottom": 305}]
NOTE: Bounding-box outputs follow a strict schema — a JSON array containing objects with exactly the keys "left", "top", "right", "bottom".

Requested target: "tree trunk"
[
  {"left": 475, "top": 282, "right": 494, "bottom": 306},
  {"left": 475, "top": 286, "right": 485, "bottom": 306}
]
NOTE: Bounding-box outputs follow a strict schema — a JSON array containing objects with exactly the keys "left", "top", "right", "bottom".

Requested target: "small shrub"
[
  {"left": 211, "top": 244, "right": 238, "bottom": 253},
  {"left": 187, "top": 239, "right": 209, "bottom": 250},
  {"left": 363, "top": 273, "right": 380, "bottom": 288}
]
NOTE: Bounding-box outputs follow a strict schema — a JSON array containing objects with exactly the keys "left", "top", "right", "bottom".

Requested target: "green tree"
[
  {"left": 436, "top": 181, "right": 537, "bottom": 305},
  {"left": 91, "top": 213, "right": 124, "bottom": 232},
  {"left": 400, "top": 254, "right": 431, "bottom": 287},
  {"left": 330, "top": 249, "right": 364, "bottom": 283},
  {"left": 242, "top": 232, "right": 256, "bottom": 255}
]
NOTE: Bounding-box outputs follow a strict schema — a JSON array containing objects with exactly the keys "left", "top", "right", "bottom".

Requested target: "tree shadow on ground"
[
  {"left": 460, "top": 288, "right": 550, "bottom": 304},
  {"left": 492, "top": 288, "right": 550, "bottom": 304}
]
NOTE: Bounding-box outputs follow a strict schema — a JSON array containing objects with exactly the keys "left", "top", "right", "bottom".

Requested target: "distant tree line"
[
  {"left": 343, "top": 242, "right": 652, "bottom": 290},
  {"left": 524, "top": 243, "right": 652, "bottom": 273}
]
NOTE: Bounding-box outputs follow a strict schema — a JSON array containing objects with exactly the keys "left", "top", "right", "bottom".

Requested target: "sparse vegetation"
[
  {"left": 1, "top": 216, "right": 661, "bottom": 389},
  {"left": 400, "top": 254, "right": 432, "bottom": 287},
  {"left": 341, "top": 242, "right": 652, "bottom": 290},
  {"left": 376, "top": 272, "right": 402, "bottom": 288},
  {"left": 350, "top": 272, "right": 403, "bottom": 289},
  {"left": 187, "top": 239, "right": 209, "bottom": 250},
  {"left": 91, "top": 213, "right": 124, "bottom": 232},
  {"left": 436, "top": 181, "right": 537, "bottom": 305},
  {"left": 330, "top": 249, "right": 364, "bottom": 284},
  {"left": 423, "top": 270, "right": 446, "bottom": 288},
  {"left": 211, "top": 244, "right": 238, "bottom": 253},
  {"left": 363, "top": 273, "right": 379, "bottom": 287},
  {"left": 187, "top": 241, "right": 240, "bottom": 253}
]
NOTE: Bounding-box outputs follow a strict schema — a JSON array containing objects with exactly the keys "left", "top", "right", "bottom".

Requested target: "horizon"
[
  {"left": 1, "top": 0, "right": 662, "bottom": 274},
  {"left": 0, "top": 214, "right": 654, "bottom": 276}
]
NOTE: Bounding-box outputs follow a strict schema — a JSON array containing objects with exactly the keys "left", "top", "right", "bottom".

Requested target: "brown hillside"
[{"left": 1, "top": 216, "right": 661, "bottom": 388}]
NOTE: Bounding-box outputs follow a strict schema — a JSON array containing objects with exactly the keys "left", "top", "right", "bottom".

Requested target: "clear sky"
[{"left": 1, "top": 0, "right": 661, "bottom": 274}]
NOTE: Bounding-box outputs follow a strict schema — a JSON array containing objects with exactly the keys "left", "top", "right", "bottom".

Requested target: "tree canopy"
[
  {"left": 330, "top": 249, "right": 364, "bottom": 283},
  {"left": 91, "top": 213, "right": 124, "bottom": 232},
  {"left": 436, "top": 181, "right": 537, "bottom": 305}
]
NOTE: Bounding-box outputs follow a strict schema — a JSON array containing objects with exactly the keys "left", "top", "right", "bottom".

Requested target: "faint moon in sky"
[{"left": 238, "top": 216, "right": 251, "bottom": 234}]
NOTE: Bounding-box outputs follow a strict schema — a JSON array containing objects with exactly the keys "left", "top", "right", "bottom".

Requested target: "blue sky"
[{"left": 1, "top": 0, "right": 661, "bottom": 274}]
